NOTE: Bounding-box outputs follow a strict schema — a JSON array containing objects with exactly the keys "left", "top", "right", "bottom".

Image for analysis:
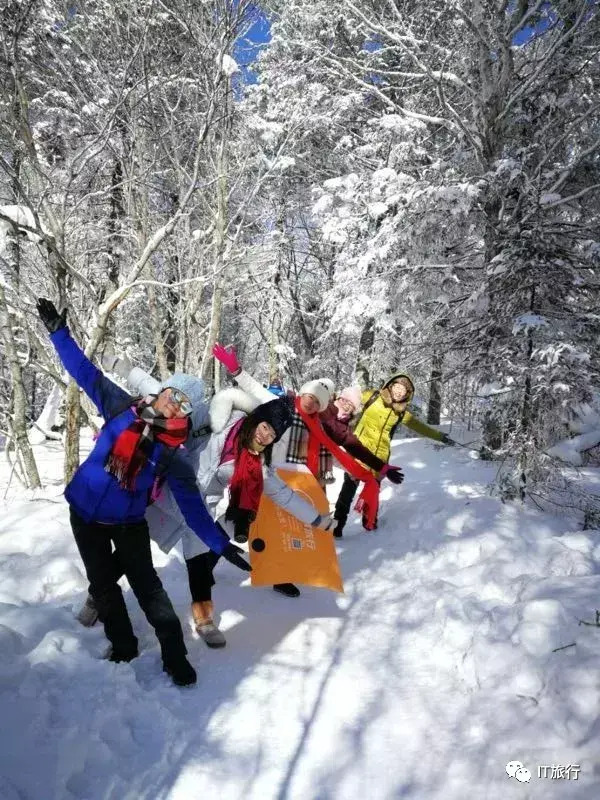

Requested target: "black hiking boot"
[
  {"left": 273, "top": 583, "right": 301, "bottom": 598},
  {"left": 163, "top": 656, "right": 197, "bottom": 687},
  {"left": 106, "top": 645, "right": 139, "bottom": 663},
  {"left": 77, "top": 594, "right": 99, "bottom": 627}
]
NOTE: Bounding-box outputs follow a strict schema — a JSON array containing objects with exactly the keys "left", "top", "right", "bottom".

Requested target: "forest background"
[{"left": 0, "top": 0, "right": 598, "bottom": 516}]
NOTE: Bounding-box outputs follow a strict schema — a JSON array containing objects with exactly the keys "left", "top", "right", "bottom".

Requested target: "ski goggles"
[{"left": 167, "top": 388, "right": 193, "bottom": 416}]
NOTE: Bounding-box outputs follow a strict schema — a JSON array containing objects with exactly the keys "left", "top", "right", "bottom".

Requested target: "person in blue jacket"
[
  {"left": 36, "top": 298, "right": 250, "bottom": 687},
  {"left": 266, "top": 376, "right": 286, "bottom": 398}
]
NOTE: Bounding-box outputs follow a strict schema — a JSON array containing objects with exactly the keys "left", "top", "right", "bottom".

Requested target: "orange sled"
[{"left": 248, "top": 469, "right": 344, "bottom": 593}]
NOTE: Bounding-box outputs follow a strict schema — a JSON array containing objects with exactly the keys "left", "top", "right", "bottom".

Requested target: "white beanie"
[
  {"left": 320, "top": 378, "right": 335, "bottom": 396},
  {"left": 299, "top": 379, "right": 332, "bottom": 412}
]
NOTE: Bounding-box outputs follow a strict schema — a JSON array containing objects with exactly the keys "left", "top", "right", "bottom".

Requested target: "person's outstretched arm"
[
  {"left": 321, "top": 414, "right": 386, "bottom": 472},
  {"left": 213, "top": 343, "right": 274, "bottom": 404},
  {"left": 126, "top": 366, "right": 161, "bottom": 397},
  {"left": 101, "top": 350, "right": 161, "bottom": 397},
  {"left": 264, "top": 470, "right": 334, "bottom": 529},
  {"left": 401, "top": 410, "right": 445, "bottom": 442},
  {"left": 168, "top": 448, "right": 251, "bottom": 571},
  {"left": 36, "top": 298, "right": 132, "bottom": 420}
]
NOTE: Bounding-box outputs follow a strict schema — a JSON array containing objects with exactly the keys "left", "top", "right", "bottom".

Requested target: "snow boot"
[
  {"left": 333, "top": 521, "right": 344, "bottom": 538},
  {"left": 163, "top": 655, "right": 197, "bottom": 687},
  {"left": 104, "top": 645, "right": 139, "bottom": 663},
  {"left": 191, "top": 601, "right": 226, "bottom": 648},
  {"left": 273, "top": 583, "right": 301, "bottom": 598},
  {"left": 77, "top": 594, "right": 99, "bottom": 627}
]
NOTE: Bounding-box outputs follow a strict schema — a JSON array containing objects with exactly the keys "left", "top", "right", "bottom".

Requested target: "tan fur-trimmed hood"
[{"left": 380, "top": 372, "right": 414, "bottom": 413}]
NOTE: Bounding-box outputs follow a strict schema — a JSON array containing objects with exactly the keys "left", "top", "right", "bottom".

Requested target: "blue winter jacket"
[{"left": 50, "top": 327, "right": 229, "bottom": 555}]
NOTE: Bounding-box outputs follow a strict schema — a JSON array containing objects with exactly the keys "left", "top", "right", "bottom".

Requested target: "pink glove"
[{"left": 212, "top": 343, "right": 241, "bottom": 375}]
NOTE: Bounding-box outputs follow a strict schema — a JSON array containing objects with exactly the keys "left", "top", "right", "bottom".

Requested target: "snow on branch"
[
  {"left": 0, "top": 205, "right": 50, "bottom": 254},
  {"left": 220, "top": 54, "right": 240, "bottom": 77}
]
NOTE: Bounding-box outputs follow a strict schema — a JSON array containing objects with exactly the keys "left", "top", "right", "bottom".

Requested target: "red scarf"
[
  {"left": 229, "top": 442, "right": 264, "bottom": 514},
  {"left": 295, "top": 397, "right": 380, "bottom": 529},
  {"left": 106, "top": 403, "right": 189, "bottom": 491}
]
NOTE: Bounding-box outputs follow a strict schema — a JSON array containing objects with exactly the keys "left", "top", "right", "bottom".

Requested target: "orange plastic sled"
[{"left": 248, "top": 469, "right": 344, "bottom": 593}]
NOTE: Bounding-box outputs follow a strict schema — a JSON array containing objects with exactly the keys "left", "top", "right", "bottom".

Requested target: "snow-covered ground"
[{"left": 1, "top": 432, "right": 600, "bottom": 799}]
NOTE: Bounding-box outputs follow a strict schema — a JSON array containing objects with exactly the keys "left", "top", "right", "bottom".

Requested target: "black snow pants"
[
  {"left": 70, "top": 508, "right": 186, "bottom": 662},
  {"left": 185, "top": 550, "right": 221, "bottom": 603}
]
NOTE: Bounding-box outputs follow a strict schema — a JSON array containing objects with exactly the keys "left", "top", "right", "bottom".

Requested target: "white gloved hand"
[{"left": 313, "top": 512, "right": 336, "bottom": 531}]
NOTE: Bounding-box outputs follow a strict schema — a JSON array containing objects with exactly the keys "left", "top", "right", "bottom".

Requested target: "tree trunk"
[
  {"left": 355, "top": 318, "right": 375, "bottom": 389},
  {"left": 63, "top": 381, "right": 81, "bottom": 484},
  {"left": 268, "top": 265, "right": 282, "bottom": 383},
  {"left": 427, "top": 352, "right": 443, "bottom": 425},
  {"left": 201, "top": 86, "right": 230, "bottom": 392},
  {"left": 517, "top": 286, "right": 537, "bottom": 499},
  {"left": 106, "top": 160, "right": 124, "bottom": 290},
  {"left": 0, "top": 282, "right": 41, "bottom": 488},
  {"left": 164, "top": 283, "right": 179, "bottom": 374},
  {"left": 147, "top": 282, "right": 170, "bottom": 380},
  {"left": 203, "top": 282, "right": 223, "bottom": 391}
]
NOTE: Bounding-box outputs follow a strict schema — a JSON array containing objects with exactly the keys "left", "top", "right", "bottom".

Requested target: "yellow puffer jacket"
[{"left": 353, "top": 373, "right": 444, "bottom": 465}]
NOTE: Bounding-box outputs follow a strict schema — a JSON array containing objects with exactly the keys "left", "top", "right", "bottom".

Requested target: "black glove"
[
  {"left": 440, "top": 433, "right": 456, "bottom": 446},
  {"left": 36, "top": 298, "right": 67, "bottom": 333},
  {"left": 222, "top": 542, "right": 252, "bottom": 572},
  {"left": 225, "top": 506, "right": 256, "bottom": 544},
  {"left": 385, "top": 466, "right": 404, "bottom": 484},
  {"left": 380, "top": 463, "right": 404, "bottom": 484}
]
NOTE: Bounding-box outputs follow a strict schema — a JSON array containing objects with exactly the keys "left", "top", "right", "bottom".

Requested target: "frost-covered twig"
[
  {"left": 551, "top": 642, "right": 576, "bottom": 652},
  {"left": 578, "top": 611, "right": 600, "bottom": 628}
]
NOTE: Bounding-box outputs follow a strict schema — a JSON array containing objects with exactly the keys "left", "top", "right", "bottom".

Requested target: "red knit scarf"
[
  {"left": 294, "top": 397, "right": 380, "bottom": 529},
  {"left": 105, "top": 401, "right": 189, "bottom": 491},
  {"left": 229, "top": 438, "right": 264, "bottom": 515}
]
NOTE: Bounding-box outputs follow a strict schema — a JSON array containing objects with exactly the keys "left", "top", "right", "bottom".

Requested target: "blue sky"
[
  {"left": 234, "top": 8, "right": 271, "bottom": 83},
  {"left": 512, "top": 3, "right": 555, "bottom": 45}
]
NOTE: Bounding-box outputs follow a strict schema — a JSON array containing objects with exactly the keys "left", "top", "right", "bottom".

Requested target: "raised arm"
[
  {"left": 37, "top": 299, "right": 132, "bottom": 420},
  {"left": 126, "top": 366, "right": 161, "bottom": 397},
  {"left": 100, "top": 350, "right": 161, "bottom": 398},
  {"left": 167, "top": 448, "right": 251, "bottom": 570},
  {"left": 212, "top": 343, "right": 274, "bottom": 404},
  {"left": 233, "top": 370, "right": 275, "bottom": 404}
]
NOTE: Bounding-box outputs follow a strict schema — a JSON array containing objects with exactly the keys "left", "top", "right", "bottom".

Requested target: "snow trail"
[{"left": 1, "top": 435, "right": 599, "bottom": 798}]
